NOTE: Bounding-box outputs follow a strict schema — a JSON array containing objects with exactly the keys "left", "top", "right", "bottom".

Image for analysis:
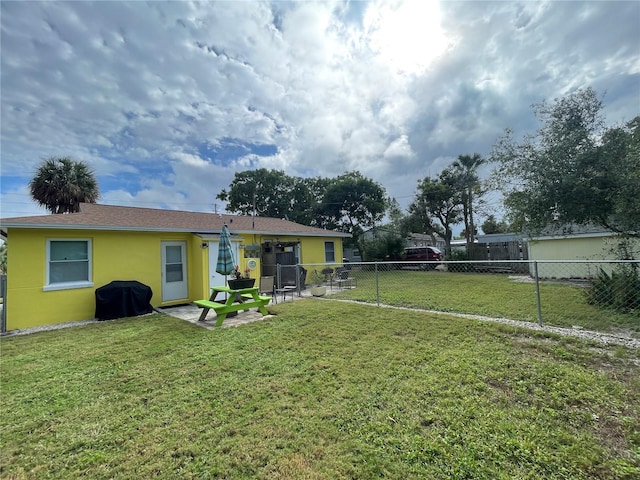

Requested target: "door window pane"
[
  {"left": 166, "top": 264, "right": 184, "bottom": 282},
  {"left": 166, "top": 246, "right": 182, "bottom": 263},
  {"left": 165, "top": 245, "right": 184, "bottom": 282}
]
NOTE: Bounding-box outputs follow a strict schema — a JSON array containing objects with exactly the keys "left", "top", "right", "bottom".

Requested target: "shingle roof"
[
  {"left": 0, "top": 203, "right": 350, "bottom": 237},
  {"left": 527, "top": 223, "right": 615, "bottom": 240}
]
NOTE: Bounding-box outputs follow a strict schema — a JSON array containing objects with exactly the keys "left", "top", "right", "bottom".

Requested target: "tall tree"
[
  {"left": 29, "top": 157, "right": 99, "bottom": 214},
  {"left": 300, "top": 176, "right": 332, "bottom": 227},
  {"left": 481, "top": 215, "right": 509, "bottom": 235},
  {"left": 386, "top": 197, "right": 405, "bottom": 234},
  {"left": 318, "top": 171, "right": 387, "bottom": 250},
  {"left": 217, "top": 170, "right": 385, "bottom": 239},
  {"left": 217, "top": 169, "right": 309, "bottom": 223},
  {"left": 451, "top": 153, "right": 485, "bottom": 246},
  {"left": 597, "top": 116, "right": 640, "bottom": 236},
  {"left": 490, "top": 87, "right": 639, "bottom": 237},
  {"left": 409, "top": 167, "right": 463, "bottom": 255}
]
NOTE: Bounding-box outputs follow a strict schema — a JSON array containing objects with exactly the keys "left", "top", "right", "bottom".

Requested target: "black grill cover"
[{"left": 95, "top": 281, "right": 153, "bottom": 321}]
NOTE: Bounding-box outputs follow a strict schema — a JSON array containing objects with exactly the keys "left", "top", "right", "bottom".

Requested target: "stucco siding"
[
  {"left": 298, "top": 236, "right": 344, "bottom": 266},
  {"left": 528, "top": 235, "right": 638, "bottom": 278},
  {"left": 4, "top": 228, "right": 344, "bottom": 330},
  {"left": 190, "top": 235, "right": 208, "bottom": 301},
  {"left": 6, "top": 229, "right": 201, "bottom": 330}
]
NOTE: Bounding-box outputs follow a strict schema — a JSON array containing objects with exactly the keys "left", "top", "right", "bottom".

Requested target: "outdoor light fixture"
[{"left": 201, "top": 243, "right": 208, "bottom": 249}]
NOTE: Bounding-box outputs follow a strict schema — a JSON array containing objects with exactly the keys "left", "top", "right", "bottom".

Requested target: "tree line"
[
  {"left": 218, "top": 87, "right": 638, "bottom": 258},
  {"left": 28, "top": 87, "right": 638, "bottom": 262},
  {"left": 216, "top": 170, "right": 387, "bottom": 250}
]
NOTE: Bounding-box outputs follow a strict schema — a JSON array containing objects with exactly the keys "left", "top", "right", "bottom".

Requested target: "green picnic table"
[{"left": 195, "top": 285, "right": 271, "bottom": 327}]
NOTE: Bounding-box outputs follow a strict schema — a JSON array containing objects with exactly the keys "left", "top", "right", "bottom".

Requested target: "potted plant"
[
  {"left": 309, "top": 270, "right": 327, "bottom": 297},
  {"left": 227, "top": 265, "right": 255, "bottom": 290}
]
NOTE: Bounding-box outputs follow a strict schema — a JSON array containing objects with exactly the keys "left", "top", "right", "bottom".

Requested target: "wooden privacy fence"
[{"left": 468, "top": 241, "right": 529, "bottom": 273}]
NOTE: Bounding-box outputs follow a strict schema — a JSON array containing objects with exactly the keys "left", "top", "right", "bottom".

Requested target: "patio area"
[{"left": 156, "top": 286, "right": 324, "bottom": 330}]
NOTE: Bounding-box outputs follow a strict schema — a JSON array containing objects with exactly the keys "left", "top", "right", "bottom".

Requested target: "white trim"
[
  {"left": 43, "top": 281, "right": 94, "bottom": 292},
  {"left": 161, "top": 240, "right": 188, "bottom": 301}
]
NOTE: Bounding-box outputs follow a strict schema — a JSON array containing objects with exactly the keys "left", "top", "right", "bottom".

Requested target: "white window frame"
[
  {"left": 44, "top": 238, "right": 94, "bottom": 291},
  {"left": 324, "top": 241, "right": 335, "bottom": 263}
]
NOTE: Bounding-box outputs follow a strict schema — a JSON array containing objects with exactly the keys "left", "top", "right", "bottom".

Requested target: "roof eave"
[
  {"left": 0, "top": 223, "right": 352, "bottom": 237},
  {"left": 526, "top": 231, "right": 617, "bottom": 241},
  {"left": 239, "top": 229, "right": 351, "bottom": 238}
]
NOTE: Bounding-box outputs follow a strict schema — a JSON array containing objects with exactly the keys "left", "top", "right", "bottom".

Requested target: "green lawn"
[
  {"left": 331, "top": 270, "right": 640, "bottom": 335},
  {"left": 2, "top": 301, "right": 639, "bottom": 479}
]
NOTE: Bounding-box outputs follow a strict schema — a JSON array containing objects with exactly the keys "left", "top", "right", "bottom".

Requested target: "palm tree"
[
  {"left": 452, "top": 153, "right": 485, "bottom": 246},
  {"left": 29, "top": 157, "right": 99, "bottom": 214}
]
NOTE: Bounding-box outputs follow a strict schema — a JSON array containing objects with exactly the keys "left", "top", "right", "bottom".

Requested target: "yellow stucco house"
[{"left": 0, "top": 203, "right": 350, "bottom": 331}]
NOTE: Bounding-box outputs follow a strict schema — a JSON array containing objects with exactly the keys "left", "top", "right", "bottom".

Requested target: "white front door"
[
  {"left": 208, "top": 241, "right": 240, "bottom": 290},
  {"left": 161, "top": 241, "right": 188, "bottom": 301}
]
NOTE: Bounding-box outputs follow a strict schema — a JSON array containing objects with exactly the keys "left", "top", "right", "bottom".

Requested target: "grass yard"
[
  {"left": 1, "top": 301, "right": 639, "bottom": 479},
  {"left": 331, "top": 270, "right": 640, "bottom": 335}
]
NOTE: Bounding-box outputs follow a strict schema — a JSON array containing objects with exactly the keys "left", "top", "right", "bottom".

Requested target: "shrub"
[
  {"left": 360, "top": 232, "right": 405, "bottom": 262},
  {"left": 447, "top": 249, "right": 474, "bottom": 272},
  {"left": 586, "top": 264, "right": 640, "bottom": 313}
]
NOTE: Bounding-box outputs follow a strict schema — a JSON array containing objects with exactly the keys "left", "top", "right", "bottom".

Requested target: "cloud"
[
  {"left": 384, "top": 135, "right": 414, "bottom": 159},
  {"left": 1, "top": 0, "right": 638, "bottom": 221}
]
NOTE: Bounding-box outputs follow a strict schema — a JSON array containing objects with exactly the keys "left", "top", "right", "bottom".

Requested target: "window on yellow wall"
[
  {"left": 44, "top": 239, "right": 93, "bottom": 291},
  {"left": 324, "top": 241, "right": 335, "bottom": 262}
]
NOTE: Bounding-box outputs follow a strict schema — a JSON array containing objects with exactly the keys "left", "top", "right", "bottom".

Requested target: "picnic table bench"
[{"left": 195, "top": 285, "right": 271, "bottom": 327}]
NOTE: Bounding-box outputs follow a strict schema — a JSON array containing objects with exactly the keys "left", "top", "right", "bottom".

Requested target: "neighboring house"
[
  {"left": 406, "top": 233, "right": 445, "bottom": 251},
  {"left": 361, "top": 227, "right": 445, "bottom": 251},
  {"left": 476, "top": 233, "right": 524, "bottom": 244},
  {"left": 526, "top": 225, "right": 638, "bottom": 278},
  {"left": 342, "top": 247, "right": 362, "bottom": 263},
  {"left": 448, "top": 238, "right": 470, "bottom": 255},
  {"left": 360, "top": 225, "right": 393, "bottom": 242},
  {"left": 0, "top": 203, "right": 350, "bottom": 331},
  {"left": 360, "top": 227, "right": 446, "bottom": 260}
]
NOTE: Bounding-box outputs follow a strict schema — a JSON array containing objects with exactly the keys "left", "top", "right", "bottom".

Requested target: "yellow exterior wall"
[
  {"left": 298, "top": 236, "right": 344, "bottom": 266},
  {"left": 189, "top": 235, "right": 208, "bottom": 301},
  {"left": 4, "top": 228, "right": 345, "bottom": 330},
  {"left": 232, "top": 234, "right": 345, "bottom": 275},
  {"left": 6, "top": 228, "right": 208, "bottom": 330},
  {"left": 528, "top": 235, "right": 639, "bottom": 278}
]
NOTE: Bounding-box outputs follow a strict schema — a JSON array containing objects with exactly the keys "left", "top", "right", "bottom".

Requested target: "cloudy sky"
[{"left": 1, "top": 0, "right": 639, "bottom": 224}]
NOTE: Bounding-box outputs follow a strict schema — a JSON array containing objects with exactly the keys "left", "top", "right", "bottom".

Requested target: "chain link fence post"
[
  {"left": 534, "top": 260, "right": 543, "bottom": 326},
  {"left": 276, "top": 263, "right": 281, "bottom": 289},
  {"left": 375, "top": 262, "right": 380, "bottom": 306}
]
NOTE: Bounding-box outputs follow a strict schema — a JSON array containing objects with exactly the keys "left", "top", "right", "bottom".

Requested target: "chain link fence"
[{"left": 276, "top": 260, "right": 639, "bottom": 334}]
